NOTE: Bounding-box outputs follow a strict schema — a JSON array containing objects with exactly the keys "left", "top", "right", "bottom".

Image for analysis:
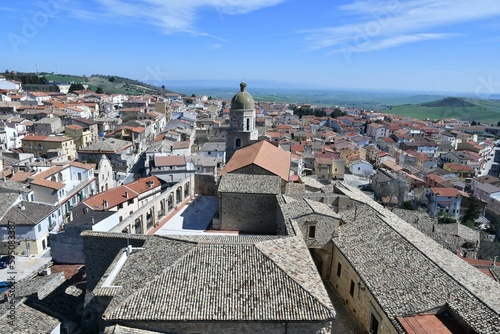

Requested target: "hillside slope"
[
  {"left": 43, "top": 73, "right": 176, "bottom": 95},
  {"left": 384, "top": 97, "right": 500, "bottom": 124}
]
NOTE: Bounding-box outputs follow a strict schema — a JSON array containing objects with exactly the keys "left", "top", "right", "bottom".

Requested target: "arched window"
[
  {"left": 235, "top": 138, "right": 241, "bottom": 148},
  {"left": 246, "top": 118, "right": 250, "bottom": 131}
]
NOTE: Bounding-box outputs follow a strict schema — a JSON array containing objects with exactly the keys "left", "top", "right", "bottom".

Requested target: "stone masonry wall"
[
  {"left": 81, "top": 232, "right": 147, "bottom": 334},
  {"left": 220, "top": 193, "right": 278, "bottom": 234},
  {"left": 329, "top": 246, "right": 398, "bottom": 334},
  {"left": 115, "top": 320, "right": 332, "bottom": 334},
  {"left": 195, "top": 173, "right": 218, "bottom": 196}
]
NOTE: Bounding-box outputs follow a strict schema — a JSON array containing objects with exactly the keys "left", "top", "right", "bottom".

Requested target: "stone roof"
[
  {"left": 82, "top": 227, "right": 334, "bottom": 324},
  {"left": 77, "top": 138, "right": 132, "bottom": 153},
  {"left": 218, "top": 174, "right": 281, "bottom": 194},
  {"left": 200, "top": 141, "right": 226, "bottom": 152},
  {"left": 282, "top": 196, "right": 340, "bottom": 219},
  {"left": 0, "top": 303, "right": 60, "bottom": 334},
  {"left": 0, "top": 201, "right": 56, "bottom": 226},
  {"left": 334, "top": 183, "right": 500, "bottom": 333},
  {"left": 105, "top": 325, "right": 162, "bottom": 334},
  {"left": 102, "top": 234, "right": 334, "bottom": 323}
]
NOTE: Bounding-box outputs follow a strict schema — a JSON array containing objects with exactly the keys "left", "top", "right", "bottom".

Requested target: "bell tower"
[{"left": 226, "top": 82, "right": 258, "bottom": 161}]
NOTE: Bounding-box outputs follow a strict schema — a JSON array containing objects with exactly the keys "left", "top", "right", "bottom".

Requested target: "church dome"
[{"left": 231, "top": 82, "right": 255, "bottom": 110}]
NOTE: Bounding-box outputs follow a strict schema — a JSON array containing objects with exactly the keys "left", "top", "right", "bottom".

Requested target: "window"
[
  {"left": 350, "top": 280, "right": 355, "bottom": 297},
  {"left": 337, "top": 263, "right": 342, "bottom": 278},
  {"left": 308, "top": 225, "right": 316, "bottom": 239},
  {"left": 38, "top": 224, "right": 42, "bottom": 232}
]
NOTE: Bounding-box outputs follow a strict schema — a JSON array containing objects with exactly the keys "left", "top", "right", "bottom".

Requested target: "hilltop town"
[{"left": 0, "top": 74, "right": 499, "bottom": 333}]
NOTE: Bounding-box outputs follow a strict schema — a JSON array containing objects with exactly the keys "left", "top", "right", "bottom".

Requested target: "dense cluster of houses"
[{"left": 0, "top": 77, "right": 499, "bottom": 333}]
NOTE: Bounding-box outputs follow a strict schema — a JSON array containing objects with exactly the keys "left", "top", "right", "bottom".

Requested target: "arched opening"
[
  {"left": 176, "top": 187, "right": 182, "bottom": 204},
  {"left": 184, "top": 182, "right": 190, "bottom": 198},
  {"left": 235, "top": 138, "right": 241, "bottom": 148},
  {"left": 246, "top": 118, "right": 250, "bottom": 131},
  {"left": 168, "top": 194, "right": 173, "bottom": 211}
]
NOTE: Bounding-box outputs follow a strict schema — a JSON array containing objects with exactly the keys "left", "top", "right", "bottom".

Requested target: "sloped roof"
[
  {"left": 102, "top": 236, "right": 335, "bottom": 322},
  {"left": 220, "top": 140, "right": 291, "bottom": 181},
  {"left": 0, "top": 201, "right": 56, "bottom": 226}
]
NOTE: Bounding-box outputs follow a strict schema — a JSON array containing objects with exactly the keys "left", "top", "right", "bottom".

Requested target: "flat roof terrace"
[{"left": 154, "top": 195, "right": 236, "bottom": 236}]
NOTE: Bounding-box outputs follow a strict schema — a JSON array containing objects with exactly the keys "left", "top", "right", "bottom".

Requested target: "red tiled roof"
[
  {"left": 430, "top": 187, "right": 460, "bottom": 197},
  {"left": 220, "top": 140, "right": 291, "bottom": 181},
  {"left": 154, "top": 155, "right": 186, "bottom": 167}
]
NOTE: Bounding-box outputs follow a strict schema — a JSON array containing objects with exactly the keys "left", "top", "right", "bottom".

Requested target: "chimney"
[
  {"left": 124, "top": 191, "right": 128, "bottom": 198},
  {"left": 103, "top": 200, "right": 108, "bottom": 209}
]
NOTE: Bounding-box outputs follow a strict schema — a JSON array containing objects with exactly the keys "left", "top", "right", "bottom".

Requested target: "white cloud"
[
  {"left": 330, "top": 33, "right": 459, "bottom": 55},
  {"left": 64, "top": 0, "right": 285, "bottom": 36},
  {"left": 305, "top": 0, "right": 500, "bottom": 53}
]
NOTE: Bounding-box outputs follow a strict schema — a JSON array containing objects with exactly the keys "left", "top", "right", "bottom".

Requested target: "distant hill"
[
  {"left": 421, "top": 97, "right": 475, "bottom": 108},
  {"left": 384, "top": 97, "right": 500, "bottom": 125},
  {"left": 36, "top": 73, "right": 176, "bottom": 95}
]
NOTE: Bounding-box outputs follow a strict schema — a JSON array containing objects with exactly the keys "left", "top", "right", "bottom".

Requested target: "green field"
[{"left": 384, "top": 98, "right": 500, "bottom": 125}]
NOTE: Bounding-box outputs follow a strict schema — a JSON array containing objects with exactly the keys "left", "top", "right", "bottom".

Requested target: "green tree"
[
  {"left": 108, "top": 76, "right": 115, "bottom": 82},
  {"left": 95, "top": 87, "right": 104, "bottom": 94},
  {"left": 69, "top": 83, "right": 85, "bottom": 93},
  {"left": 461, "top": 195, "right": 481, "bottom": 226},
  {"left": 497, "top": 120, "right": 500, "bottom": 126}
]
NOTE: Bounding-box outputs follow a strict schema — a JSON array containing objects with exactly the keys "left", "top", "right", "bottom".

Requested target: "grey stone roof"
[
  {"left": 105, "top": 325, "right": 162, "bottom": 334},
  {"left": 200, "top": 141, "right": 225, "bottom": 152},
  {"left": 0, "top": 192, "right": 21, "bottom": 215},
  {"left": 0, "top": 303, "right": 60, "bottom": 334},
  {"left": 0, "top": 201, "right": 56, "bottom": 226},
  {"left": 98, "top": 233, "right": 334, "bottom": 323},
  {"left": 77, "top": 138, "right": 132, "bottom": 153},
  {"left": 166, "top": 234, "right": 285, "bottom": 244},
  {"left": 334, "top": 183, "right": 500, "bottom": 333},
  {"left": 282, "top": 196, "right": 340, "bottom": 219},
  {"left": 218, "top": 174, "right": 281, "bottom": 194}
]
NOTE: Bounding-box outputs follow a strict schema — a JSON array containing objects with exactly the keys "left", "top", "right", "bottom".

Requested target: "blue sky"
[{"left": 2, "top": 0, "right": 500, "bottom": 93}]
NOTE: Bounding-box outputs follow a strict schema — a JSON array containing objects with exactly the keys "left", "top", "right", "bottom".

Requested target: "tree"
[
  {"left": 95, "top": 87, "right": 104, "bottom": 94},
  {"left": 108, "top": 76, "right": 115, "bottom": 82},
  {"left": 191, "top": 94, "right": 196, "bottom": 97},
  {"left": 497, "top": 120, "right": 500, "bottom": 126},
  {"left": 471, "top": 121, "right": 478, "bottom": 126},
  {"left": 161, "top": 85, "right": 165, "bottom": 90},
  {"left": 461, "top": 195, "right": 481, "bottom": 226},
  {"left": 69, "top": 83, "right": 85, "bottom": 93}
]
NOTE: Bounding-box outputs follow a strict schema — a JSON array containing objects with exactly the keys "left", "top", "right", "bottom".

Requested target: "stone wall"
[
  {"left": 195, "top": 173, "right": 218, "bottom": 196},
  {"left": 329, "top": 246, "right": 398, "bottom": 334},
  {"left": 49, "top": 224, "right": 91, "bottom": 264},
  {"left": 220, "top": 193, "right": 278, "bottom": 234},
  {"left": 232, "top": 164, "right": 274, "bottom": 177},
  {"left": 294, "top": 213, "right": 339, "bottom": 249},
  {"left": 113, "top": 320, "right": 332, "bottom": 334},
  {"left": 81, "top": 232, "right": 147, "bottom": 333}
]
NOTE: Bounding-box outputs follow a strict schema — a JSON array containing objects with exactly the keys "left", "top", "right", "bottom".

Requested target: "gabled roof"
[
  {"left": 100, "top": 235, "right": 335, "bottom": 323},
  {"left": 0, "top": 201, "right": 56, "bottom": 226},
  {"left": 220, "top": 140, "right": 291, "bottom": 181},
  {"left": 154, "top": 155, "right": 186, "bottom": 167}
]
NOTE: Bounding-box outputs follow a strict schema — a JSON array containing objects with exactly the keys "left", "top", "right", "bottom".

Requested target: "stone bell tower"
[{"left": 226, "top": 82, "right": 258, "bottom": 161}]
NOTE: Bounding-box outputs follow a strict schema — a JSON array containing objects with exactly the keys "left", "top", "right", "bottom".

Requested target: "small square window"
[{"left": 308, "top": 225, "right": 316, "bottom": 239}]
